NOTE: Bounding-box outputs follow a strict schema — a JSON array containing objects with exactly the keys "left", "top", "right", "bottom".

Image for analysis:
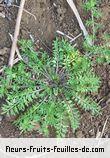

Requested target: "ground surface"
[{"left": 0, "top": 0, "right": 110, "bottom": 138}]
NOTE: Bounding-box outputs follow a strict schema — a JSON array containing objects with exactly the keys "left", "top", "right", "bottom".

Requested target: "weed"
[
  {"left": 83, "top": 0, "right": 110, "bottom": 63},
  {"left": 0, "top": 39, "right": 101, "bottom": 137}
]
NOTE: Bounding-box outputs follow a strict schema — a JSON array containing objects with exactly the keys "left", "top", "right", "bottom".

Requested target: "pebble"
[
  {"left": 4, "top": 0, "right": 14, "bottom": 6},
  {"left": 0, "top": 0, "right": 3, "bottom": 3},
  {"left": 0, "top": 47, "right": 10, "bottom": 55},
  {"left": 0, "top": 6, "right": 3, "bottom": 12},
  {"left": 106, "top": 93, "right": 110, "bottom": 106},
  {"left": 0, "top": 115, "right": 3, "bottom": 122},
  {"left": 106, "top": 99, "right": 110, "bottom": 106},
  {"left": 76, "top": 131, "right": 84, "bottom": 138}
]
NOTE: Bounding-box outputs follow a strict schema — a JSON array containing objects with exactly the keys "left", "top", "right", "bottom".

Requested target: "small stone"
[
  {"left": 0, "top": 47, "right": 10, "bottom": 55},
  {"left": 106, "top": 99, "right": 110, "bottom": 106},
  {"left": 0, "top": 6, "right": 3, "bottom": 12},
  {"left": 106, "top": 93, "right": 110, "bottom": 106},
  {"left": 4, "top": 0, "right": 14, "bottom": 6},
  {"left": 89, "top": 129, "right": 95, "bottom": 136},
  {"left": 76, "top": 131, "right": 84, "bottom": 138},
  {"left": 0, "top": 115, "right": 3, "bottom": 122}
]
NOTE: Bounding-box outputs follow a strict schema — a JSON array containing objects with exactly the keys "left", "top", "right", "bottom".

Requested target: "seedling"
[{"left": 0, "top": 39, "right": 101, "bottom": 137}]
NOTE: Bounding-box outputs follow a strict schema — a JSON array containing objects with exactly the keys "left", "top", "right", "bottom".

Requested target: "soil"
[{"left": 0, "top": 0, "right": 110, "bottom": 138}]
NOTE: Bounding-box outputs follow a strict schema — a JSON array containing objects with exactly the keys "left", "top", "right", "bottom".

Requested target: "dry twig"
[
  {"left": 12, "top": 4, "right": 36, "bottom": 20},
  {"left": 96, "top": 117, "right": 109, "bottom": 139},
  {"left": 9, "top": 33, "right": 23, "bottom": 61},
  {"left": 56, "top": 30, "right": 74, "bottom": 40},
  {"left": 56, "top": 30, "right": 82, "bottom": 44},
  {"left": 100, "top": 117, "right": 109, "bottom": 138},
  {"left": 66, "top": 0, "right": 92, "bottom": 46},
  {"left": 8, "top": 0, "right": 26, "bottom": 67}
]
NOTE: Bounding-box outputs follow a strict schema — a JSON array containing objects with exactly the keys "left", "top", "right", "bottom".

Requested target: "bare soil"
[{"left": 0, "top": 0, "right": 110, "bottom": 138}]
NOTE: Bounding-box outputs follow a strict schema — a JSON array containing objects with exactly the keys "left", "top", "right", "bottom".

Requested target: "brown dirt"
[{"left": 0, "top": 0, "right": 110, "bottom": 138}]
